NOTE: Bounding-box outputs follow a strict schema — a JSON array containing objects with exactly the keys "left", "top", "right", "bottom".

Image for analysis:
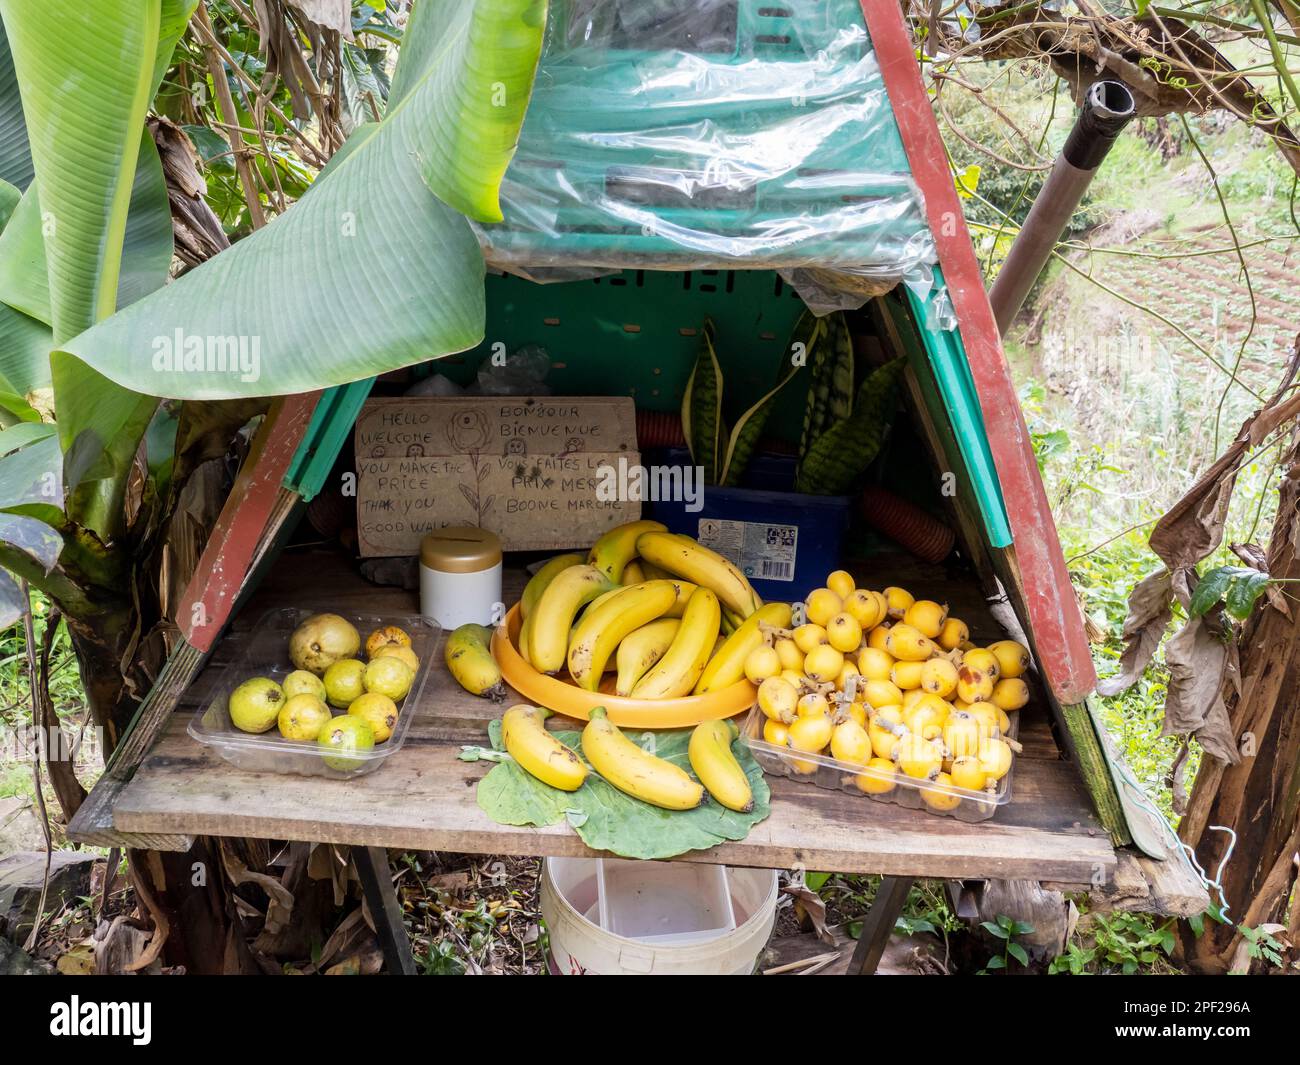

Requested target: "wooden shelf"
[{"left": 108, "top": 547, "right": 1116, "bottom": 887}]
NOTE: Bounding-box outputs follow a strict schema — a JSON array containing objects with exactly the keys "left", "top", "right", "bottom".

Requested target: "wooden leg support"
[
  {"left": 846, "top": 876, "right": 915, "bottom": 975},
  {"left": 352, "top": 846, "right": 416, "bottom": 975}
]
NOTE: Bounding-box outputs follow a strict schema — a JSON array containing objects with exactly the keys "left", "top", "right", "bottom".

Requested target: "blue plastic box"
[{"left": 643, "top": 449, "right": 852, "bottom": 602}]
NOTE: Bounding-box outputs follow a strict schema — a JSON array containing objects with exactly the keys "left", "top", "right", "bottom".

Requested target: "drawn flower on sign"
[{"left": 447, "top": 408, "right": 490, "bottom": 451}]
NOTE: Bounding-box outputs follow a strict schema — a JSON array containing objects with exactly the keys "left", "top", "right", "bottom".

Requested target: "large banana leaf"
[
  {"left": 0, "top": 432, "right": 63, "bottom": 525},
  {"left": 0, "top": 15, "right": 31, "bottom": 189},
  {"left": 0, "top": 0, "right": 162, "bottom": 343},
  {"left": 0, "top": 174, "right": 50, "bottom": 401},
  {"left": 387, "top": 0, "right": 544, "bottom": 222},
  {"left": 0, "top": 306, "right": 48, "bottom": 399},
  {"left": 0, "top": 132, "right": 175, "bottom": 327},
  {"left": 0, "top": 435, "right": 63, "bottom": 626},
  {"left": 0, "top": 0, "right": 190, "bottom": 536},
  {"left": 0, "top": 568, "right": 21, "bottom": 628},
  {"left": 0, "top": 420, "right": 55, "bottom": 455},
  {"left": 0, "top": 180, "right": 43, "bottom": 321},
  {"left": 58, "top": 0, "right": 546, "bottom": 401},
  {"left": 54, "top": 352, "right": 158, "bottom": 537}
]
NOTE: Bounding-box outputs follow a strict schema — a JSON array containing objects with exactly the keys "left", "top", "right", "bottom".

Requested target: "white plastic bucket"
[{"left": 541, "top": 857, "right": 778, "bottom": 975}]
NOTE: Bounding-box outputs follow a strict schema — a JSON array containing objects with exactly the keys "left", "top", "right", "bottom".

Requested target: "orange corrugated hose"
[
  {"left": 635, "top": 408, "right": 687, "bottom": 449},
  {"left": 859, "top": 484, "right": 955, "bottom": 563}
]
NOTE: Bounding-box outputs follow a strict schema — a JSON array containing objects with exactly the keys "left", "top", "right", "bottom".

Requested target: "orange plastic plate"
[{"left": 491, "top": 605, "right": 756, "bottom": 728}]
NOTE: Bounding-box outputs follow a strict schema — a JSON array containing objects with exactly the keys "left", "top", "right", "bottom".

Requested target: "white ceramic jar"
[{"left": 419, "top": 526, "right": 503, "bottom": 630}]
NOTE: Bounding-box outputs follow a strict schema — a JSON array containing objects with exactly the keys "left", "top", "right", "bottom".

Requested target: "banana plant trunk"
[
  {"left": 1178, "top": 435, "right": 1300, "bottom": 973},
  {"left": 66, "top": 612, "right": 159, "bottom": 750}
]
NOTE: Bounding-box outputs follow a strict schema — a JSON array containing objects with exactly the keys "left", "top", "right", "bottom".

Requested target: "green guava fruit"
[
  {"left": 323, "top": 658, "right": 366, "bottom": 707},
  {"left": 363, "top": 656, "right": 413, "bottom": 701},
  {"left": 288, "top": 613, "right": 361, "bottom": 676},
  {"left": 348, "top": 692, "right": 399, "bottom": 743},
  {"left": 282, "top": 669, "right": 327, "bottom": 701},
  {"left": 317, "top": 715, "right": 375, "bottom": 771},
  {"left": 229, "top": 677, "right": 284, "bottom": 734},
  {"left": 277, "top": 694, "right": 332, "bottom": 741}
]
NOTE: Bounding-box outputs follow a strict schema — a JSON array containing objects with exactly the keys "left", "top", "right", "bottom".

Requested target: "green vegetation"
[{"left": 1050, "top": 911, "right": 1179, "bottom": 976}]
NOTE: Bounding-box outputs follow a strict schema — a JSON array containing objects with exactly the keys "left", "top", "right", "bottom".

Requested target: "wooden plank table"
[{"left": 107, "top": 547, "right": 1117, "bottom": 970}]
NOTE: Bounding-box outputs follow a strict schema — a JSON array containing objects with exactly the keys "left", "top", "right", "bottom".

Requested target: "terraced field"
[{"left": 1005, "top": 195, "right": 1300, "bottom": 547}]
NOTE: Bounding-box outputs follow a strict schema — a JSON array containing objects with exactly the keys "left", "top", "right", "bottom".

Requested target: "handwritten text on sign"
[{"left": 353, "top": 397, "right": 640, "bottom": 555}]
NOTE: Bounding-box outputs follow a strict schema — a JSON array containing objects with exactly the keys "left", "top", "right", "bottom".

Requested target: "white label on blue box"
[{"left": 696, "top": 518, "right": 798, "bottom": 582}]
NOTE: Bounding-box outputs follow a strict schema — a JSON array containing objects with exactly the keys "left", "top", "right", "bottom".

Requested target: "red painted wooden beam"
[
  {"left": 177, "top": 393, "right": 320, "bottom": 651},
  {"left": 858, "top": 0, "right": 1097, "bottom": 702}
]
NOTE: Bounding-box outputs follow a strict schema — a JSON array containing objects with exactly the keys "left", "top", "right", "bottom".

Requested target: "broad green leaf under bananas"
[{"left": 59, "top": 0, "right": 548, "bottom": 401}]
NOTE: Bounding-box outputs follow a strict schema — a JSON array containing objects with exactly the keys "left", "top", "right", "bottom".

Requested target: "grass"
[{"left": 0, "top": 590, "right": 97, "bottom": 844}]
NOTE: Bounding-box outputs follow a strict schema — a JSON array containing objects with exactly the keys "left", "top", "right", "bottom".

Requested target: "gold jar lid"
[{"left": 420, "top": 526, "right": 503, "bottom": 574}]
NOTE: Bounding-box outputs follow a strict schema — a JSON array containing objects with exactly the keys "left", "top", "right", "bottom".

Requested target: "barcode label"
[{"left": 696, "top": 518, "right": 799, "bottom": 582}]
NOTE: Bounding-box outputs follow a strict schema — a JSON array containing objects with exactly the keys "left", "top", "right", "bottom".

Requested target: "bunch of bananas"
[
  {"left": 749, "top": 569, "right": 1029, "bottom": 813},
  {"left": 515, "top": 520, "right": 790, "bottom": 699},
  {"left": 500, "top": 703, "right": 754, "bottom": 813}
]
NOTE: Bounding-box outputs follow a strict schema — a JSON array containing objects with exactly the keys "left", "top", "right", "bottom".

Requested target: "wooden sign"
[{"left": 354, "top": 396, "right": 641, "bottom": 556}]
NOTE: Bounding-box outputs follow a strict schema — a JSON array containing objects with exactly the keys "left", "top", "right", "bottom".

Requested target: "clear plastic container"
[
  {"left": 740, "top": 706, "right": 1016, "bottom": 823},
  {"left": 189, "top": 608, "right": 439, "bottom": 778}
]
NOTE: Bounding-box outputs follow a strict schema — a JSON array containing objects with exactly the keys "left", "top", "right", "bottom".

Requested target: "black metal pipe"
[{"left": 988, "top": 80, "right": 1137, "bottom": 336}]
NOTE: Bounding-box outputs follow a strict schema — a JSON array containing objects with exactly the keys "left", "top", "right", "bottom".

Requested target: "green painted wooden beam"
[
  {"left": 897, "top": 274, "right": 1011, "bottom": 548},
  {"left": 283, "top": 379, "right": 375, "bottom": 501}
]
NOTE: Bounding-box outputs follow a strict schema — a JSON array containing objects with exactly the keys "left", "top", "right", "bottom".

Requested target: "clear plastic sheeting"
[{"left": 474, "top": 0, "right": 939, "bottom": 315}]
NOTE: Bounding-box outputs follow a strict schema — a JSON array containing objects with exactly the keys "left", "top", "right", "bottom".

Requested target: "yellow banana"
[
  {"left": 587, "top": 519, "right": 667, "bottom": 583},
  {"left": 688, "top": 719, "right": 753, "bottom": 812},
  {"left": 631, "top": 587, "right": 721, "bottom": 699},
  {"left": 445, "top": 624, "right": 506, "bottom": 701},
  {"left": 517, "top": 610, "right": 534, "bottom": 662},
  {"left": 567, "top": 584, "right": 643, "bottom": 670},
  {"left": 528, "top": 564, "right": 616, "bottom": 674},
  {"left": 501, "top": 704, "right": 587, "bottom": 791},
  {"left": 639, "top": 559, "right": 673, "bottom": 580},
  {"left": 520, "top": 553, "right": 585, "bottom": 619},
  {"left": 582, "top": 707, "right": 704, "bottom": 810},
  {"left": 696, "top": 603, "right": 795, "bottom": 696},
  {"left": 567, "top": 580, "right": 678, "bottom": 690},
  {"left": 615, "top": 618, "right": 681, "bottom": 696},
  {"left": 695, "top": 601, "right": 795, "bottom": 694},
  {"left": 621, "top": 560, "right": 647, "bottom": 585},
  {"left": 635, "top": 531, "right": 762, "bottom": 618},
  {"left": 662, "top": 578, "right": 699, "bottom": 618}
]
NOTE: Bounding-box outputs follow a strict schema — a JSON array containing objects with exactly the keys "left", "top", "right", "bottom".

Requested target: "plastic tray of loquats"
[
  {"left": 736, "top": 578, "right": 1029, "bottom": 823},
  {"left": 740, "top": 703, "right": 1017, "bottom": 823},
  {"left": 189, "top": 608, "right": 439, "bottom": 778}
]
